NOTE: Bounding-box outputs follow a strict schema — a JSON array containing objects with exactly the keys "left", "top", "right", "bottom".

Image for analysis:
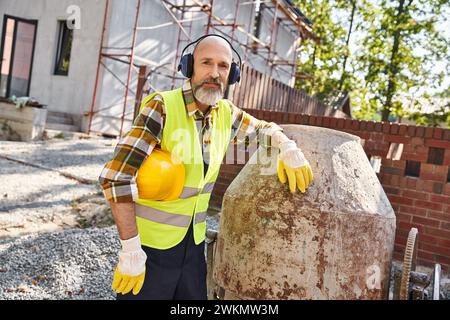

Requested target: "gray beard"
[{"left": 193, "top": 86, "right": 223, "bottom": 106}]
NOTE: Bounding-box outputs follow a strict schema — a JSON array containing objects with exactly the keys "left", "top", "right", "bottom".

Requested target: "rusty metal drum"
[{"left": 213, "top": 125, "right": 396, "bottom": 299}]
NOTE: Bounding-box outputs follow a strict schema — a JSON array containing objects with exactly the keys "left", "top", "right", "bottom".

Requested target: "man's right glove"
[
  {"left": 277, "top": 139, "right": 314, "bottom": 193},
  {"left": 112, "top": 234, "right": 147, "bottom": 295}
]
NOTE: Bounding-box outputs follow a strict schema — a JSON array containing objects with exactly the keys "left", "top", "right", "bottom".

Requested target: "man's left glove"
[
  {"left": 112, "top": 234, "right": 147, "bottom": 295},
  {"left": 277, "top": 139, "right": 314, "bottom": 193}
]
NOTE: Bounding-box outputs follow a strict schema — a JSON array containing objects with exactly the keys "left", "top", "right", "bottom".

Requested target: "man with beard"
[{"left": 99, "top": 34, "right": 314, "bottom": 300}]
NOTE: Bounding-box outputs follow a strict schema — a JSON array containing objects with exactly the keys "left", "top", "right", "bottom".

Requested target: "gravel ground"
[
  {"left": 0, "top": 137, "right": 117, "bottom": 182},
  {"left": 0, "top": 157, "right": 98, "bottom": 237},
  {"left": 0, "top": 226, "right": 119, "bottom": 300},
  {"left": 0, "top": 137, "right": 120, "bottom": 299}
]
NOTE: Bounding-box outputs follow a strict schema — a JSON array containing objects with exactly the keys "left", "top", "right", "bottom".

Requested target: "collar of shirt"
[{"left": 182, "top": 80, "right": 219, "bottom": 119}]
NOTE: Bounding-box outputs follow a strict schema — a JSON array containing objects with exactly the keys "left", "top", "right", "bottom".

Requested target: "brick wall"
[{"left": 209, "top": 109, "right": 450, "bottom": 272}]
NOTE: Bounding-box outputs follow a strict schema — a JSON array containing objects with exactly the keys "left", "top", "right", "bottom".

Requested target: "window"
[
  {"left": 447, "top": 167, "right": 450, "bottom": 183},
  {"left": 54, "top": 20, "right": 73, "bottom": 75},
  {"left": 405, "top": 160, "right": 421, "bottom": 177},
  {"left": 427, "top": 147, "right": 444, "bottom": 165},
  {"left": 0, "top": 15, "right": 38, "bottom": 97}
]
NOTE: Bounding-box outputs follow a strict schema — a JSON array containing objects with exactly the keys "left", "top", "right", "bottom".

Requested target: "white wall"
[{"left": 0, "top": 0, "right": 106, "bottom": 118}]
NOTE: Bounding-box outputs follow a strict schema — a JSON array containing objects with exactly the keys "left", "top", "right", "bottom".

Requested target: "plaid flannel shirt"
[{"left": 99, "top": 81, "right": 282, "bottom": 202}]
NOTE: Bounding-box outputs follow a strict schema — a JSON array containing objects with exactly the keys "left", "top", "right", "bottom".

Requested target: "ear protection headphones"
[{"left": 177, "top": 34, "right": 242, "bottom": 85}]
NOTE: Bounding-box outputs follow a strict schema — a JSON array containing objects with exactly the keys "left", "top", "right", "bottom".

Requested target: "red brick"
[
  {"left": 419, "top": 234, "right": 441, "bottom": 245},
  {"left": 417, "top": 250, "right": 436, "bottom": 263},
  {"left": 420, "top": 163, "right": 447, "bottom": 182},
  {"left": 412, "top": 216, "right": 440, "bottom": 228},
  {"left": 429, "top": 194, "right": 450, "bottom": 203},
  {"left": 424, "top": 138, "right": 450, "bottom": 149},
  {"left": 405, "top": 177, "right": 418, "bottom": 190},
  {"left": 435, "top": 255, "right": 450, "bottom": 266},
  {"left": 441, "top": 222, "right": 450, "bottom": 231},
  {"left": 416, "top": 258, "right": 435, "bottom": 268},
  {"left": 415, "top": 199, "right": 443, "bottom": 211},
  {"left": 401, "top": 151, "right": 428, "bottom": 162},
  {"left": 444, "top": 130, "right": 450, "bottom": 140},
  {"left": 380, "top": 166, "right": 402, "bottom": 175},
  {"left": 415, "top": 126, "right": 425, "bottom": 137},
  {"left": 366, "top": 121, "right": 375, "bottom": 131},
  {"left": 396, "top": 213, "right": 412, "bottom": 222},
  {"left": 370, "top": 132, "right": 384, "bottom": 141},
  {"left": 322, "top": 116, "right": 330, "bottom": 127},
  {"left": 444, "top": 149, "right": 450, "bottom": 166},
  {"left": 424, "top": 226, "right": 450, "bottom": 239},
  {"left": 402, "top": 190, "right": 429, "bottom": 200},
  {"left": 359, "top": 120, "right": 368, "bottom": 131},
  {"left": 411, "top": 136, "right": 425, "bottom": 146},
  {"left": 425, "top": 127, "right": 434, "bottom": 138},
  {"left": 302, "top": 115, "right": 310, "bottom": 124},
  {"left": 390, "top": 123, "right": 399, "bottom": 134},
  {"left": 398, "top": 221, "right": 425, "bottom": 233},
  {"left": 356, "top": 131, "right": 370, "bottom": 140},
  {"left": 389, "top": 174, "right": 400, "bottom": 187},
  {"left": 388, "top": 195, "right": 414, "bottom": 206},
  {"left": 437, "top": 238, "right": 450, "bottom": 248},
  {"left": 445, "top": 184, "right": 450, "bottom": 196},
  {"left": 315, "top": 116, "right": 323, "bottom": 125},
  {"left": 329, "top": 117, "right": 338, "bottom": 128},
  {"left": 384, "top": 186, "right": 401, "bottom": 195},
  {"left": 344, "top": 118, "right": 353, "bottom": 129},
  {"left": 337, "top": 118, "right": 345, "bottom": 129},
  {"left": 385, "top": 134, "right": 410, "bottom": 144},
  {"left": 351, "top": 120, "right": 360, "bottom": 131},
  {"left": 392, "top": 160, "right": 406, "bottom": 169},
  {"left": 416, "top": 180, "right": 434, "bottom": 193},
  {"left": 287, "top": 112, "right": 296, "bottom": 123},
  {"left": 427, "top": 210, "right": 450, "bottom": 221},
  {"left": 374, "top": 122, "right": 382, "bottom": 132},
  {"left": 399, "top": 205, "right": 427, "bottom": 216},
  {"left": 433, "top": 128, "right": 443, "bottom": 139},
  {"left": 420, "top": 243, "right": 450, "bottom": 257},
  {"left": 407, "top": 126, "right": 416, "bottom": 137},
  {"left": 398, "top": 124, "right": 407, "bottom": 135}
]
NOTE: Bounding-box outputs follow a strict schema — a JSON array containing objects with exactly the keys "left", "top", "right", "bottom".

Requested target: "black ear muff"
[
  {"left": 228, "top": 62, "right": 241, "bottom": 85},
  {"left": 178, "top": 53, "right": 194, "bottom": 78}
]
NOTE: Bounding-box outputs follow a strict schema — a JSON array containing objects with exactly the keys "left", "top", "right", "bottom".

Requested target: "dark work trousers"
[{"left": 116, "top": 221, "right": 207, "bottom": 300}]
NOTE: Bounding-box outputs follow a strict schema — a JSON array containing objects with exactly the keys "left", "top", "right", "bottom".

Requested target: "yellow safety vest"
[{"left": 135, "top": 88, "right": 232, "bottom": 249}]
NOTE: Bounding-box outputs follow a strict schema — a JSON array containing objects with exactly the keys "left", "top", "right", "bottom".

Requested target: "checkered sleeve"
[
  {"left": 98, "top": 94, "right": 165, "bottom": 202},
  {"left": 228, "top": 101, "right": 283, "bottom": 148}
]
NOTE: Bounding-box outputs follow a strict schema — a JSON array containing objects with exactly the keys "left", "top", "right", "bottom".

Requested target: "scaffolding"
[{"left": 87, "top": 0, "right": 318, "bottom": 136}]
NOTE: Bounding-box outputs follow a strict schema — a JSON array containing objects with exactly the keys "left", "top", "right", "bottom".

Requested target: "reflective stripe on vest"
[
  {"left": 136, "top": 203, "right": 207, "bottom": 227},
  {"left": 135, "top": 203, "right": 191, "bottom": 227},
  {"left": 194, "top": 212, "right": 207, "bottom": 224},
  {"left": 179, "top": 186, "right": 201, "bottom": 199},
  {"left": 201, "top": 182, "right": 215, "bottom": 194}
]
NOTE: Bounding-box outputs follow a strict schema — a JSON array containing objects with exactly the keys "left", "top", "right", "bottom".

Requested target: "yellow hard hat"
[{"left": 136, "top": 148, "right": 185, "bottom": 201}]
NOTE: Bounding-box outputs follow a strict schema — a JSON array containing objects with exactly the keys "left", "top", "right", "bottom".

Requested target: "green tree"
[
  {"left": 294, "top": 0, "right": 350, "bottom": 100},
  {"left": 356, "top": 0, "right": 449, "bottom": 121}
]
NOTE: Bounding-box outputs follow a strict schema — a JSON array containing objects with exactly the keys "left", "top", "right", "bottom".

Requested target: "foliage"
[{"left": 295, "top": 0, "right": 449, "bottom": 124}]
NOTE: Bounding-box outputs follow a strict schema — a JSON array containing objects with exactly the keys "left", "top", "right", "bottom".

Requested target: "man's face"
[{"left": 190, "top": 37, "right": 232, "bottom": 107}]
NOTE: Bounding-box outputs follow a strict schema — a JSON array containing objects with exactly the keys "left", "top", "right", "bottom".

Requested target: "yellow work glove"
[
  {"left": 112, "top": 234, "right": 147, "bottom": 296},
  {"left": 277, "top": 140, "right": 313, "bottom": 193}
]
